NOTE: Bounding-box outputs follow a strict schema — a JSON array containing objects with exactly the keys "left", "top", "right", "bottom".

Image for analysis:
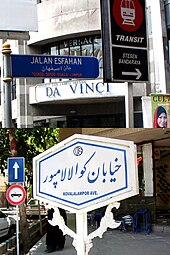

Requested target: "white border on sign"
[{"left": 33, "top": 134, "right": 139, "bottom": 213}]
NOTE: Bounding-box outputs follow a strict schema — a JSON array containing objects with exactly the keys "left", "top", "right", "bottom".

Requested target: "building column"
[
  {"left": 142, "top": 143, "right": 154, "bottom": 196},
  {"left": 125, "top": 82, "right": 134, "bottom": 128},
  {"left": 146, "top": 0, "right": 167, "bottom": 93}
]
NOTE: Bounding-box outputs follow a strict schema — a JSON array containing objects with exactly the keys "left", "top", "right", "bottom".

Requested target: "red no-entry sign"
[{"left": 6, "top": 184, "right": 26, "bottom": 205}]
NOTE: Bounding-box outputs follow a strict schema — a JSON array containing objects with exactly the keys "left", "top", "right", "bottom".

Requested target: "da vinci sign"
[{"left": 33, "top": 134, "right": 139, "bottom": 213}]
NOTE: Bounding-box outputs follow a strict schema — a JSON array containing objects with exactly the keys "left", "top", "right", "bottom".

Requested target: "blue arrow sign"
[
  {"left": 8, "top": 157, "right": 25, "bottom": 183},
  {"left": 11, "top": 54, "right": 99, "bottom": 79}
]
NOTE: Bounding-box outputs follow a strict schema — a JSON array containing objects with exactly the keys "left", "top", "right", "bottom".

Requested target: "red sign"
[
  {"left": 112, "top": 0, "right": 143, "bottom": 32},
  {"left": 6, "top": 184, "right": 26, "bottom": 205},
  {"left": 110, "top": 0, "right": 147, "bottom": 48}
]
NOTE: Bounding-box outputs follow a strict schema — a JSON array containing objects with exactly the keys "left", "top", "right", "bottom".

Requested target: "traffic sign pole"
[
  {"left": 100, "top": 0, "right": 113, "bottom": 82},
  {"left": 16, "top": 205, "right": 20, "bottom": 255},
  {"left": 6, "top": 184, "right": 26, "bottom": 255},
  {"left": 2, "top": 42, "right": 13, "bottom": 128}
]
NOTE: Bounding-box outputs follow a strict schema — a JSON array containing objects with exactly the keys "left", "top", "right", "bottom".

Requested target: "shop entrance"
[
  {"left": 155, "top": 150, "right": 170, "bottom": 224},
  {"left": 67, "top": 114, "right": 125, "bottom": 128}
]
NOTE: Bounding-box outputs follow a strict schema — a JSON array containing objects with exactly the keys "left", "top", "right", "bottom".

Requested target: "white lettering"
[
  {"left": 31, "top": 57, "right": 53, "bottom": 64},
  {"left": 54, "top": 57, "right": 82, "bottom": 65},
  {"left": 116, "top": 35, "right": 144, "bottom": 44}
]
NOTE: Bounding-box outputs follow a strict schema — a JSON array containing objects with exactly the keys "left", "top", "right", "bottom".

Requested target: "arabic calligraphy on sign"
[
  {"left": 42, "top": 151, "right": 122, "bottom": 189},
  {"left": 41, "top": 65, "right": 72, "bottom": 72},
  {"left": 38, "top": 142, "right": 128, "bottom": 203}
]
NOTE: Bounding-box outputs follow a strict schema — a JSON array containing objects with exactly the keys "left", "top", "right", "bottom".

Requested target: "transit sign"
[
  {"left": 8, "top": 157, "right": 25, "bottom": 183},
  {"left": 112, "top": 46, "right": 148, "bottom": 81},
  {"left": 6, "top": 184, "right": 26, "bottom": 205},
  {"left": 100, "top": 0, "right": 148, "bottom": 82},
  {"left": 33, "top": 134, "right": 139, "bottom": 213},
  {"left": 11, "top": 54, "right": 99, "bottom": 79},
  {"left": 110, "top": 0, "right": 147, "bottom": 48}
]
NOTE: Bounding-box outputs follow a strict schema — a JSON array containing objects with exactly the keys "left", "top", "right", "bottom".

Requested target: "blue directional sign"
[
  {"left": 11, "top": 54, "right": 99, "bottom": 79},
  {"left": 8, "top": 157, "right": 25, "bottom": 183}
]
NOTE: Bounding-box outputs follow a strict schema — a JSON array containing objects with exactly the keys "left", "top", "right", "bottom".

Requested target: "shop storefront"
[{"left": 30, "top": 79, "right": 143, "bottom": 128}]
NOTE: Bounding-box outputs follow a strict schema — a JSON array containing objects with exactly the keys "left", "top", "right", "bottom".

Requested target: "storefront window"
[
  {"left": 70, "top": 46, "right": 81, "bottom": 56},
  {"left": 94, "top": 38, "right": 103, "bottom": 78},
  {"left": 51, "top": 46, "right": 59, "bottom": 55},
  {"left": 41, "top": 35, "right": 103, "bottom": 78}
]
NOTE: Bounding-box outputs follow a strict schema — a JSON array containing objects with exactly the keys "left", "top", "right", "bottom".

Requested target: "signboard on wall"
[
  {"left": 33, "top": 134, "right": 138, "bottom": 213},
  {"left": 0, "top": 0, "right": 38, "bottom": 32},
  {"left": 29, "top": 79, "right": 125, "bottom": 104},
  {"left": 151, "top": 94, "right": 170, "bottom": 128}
]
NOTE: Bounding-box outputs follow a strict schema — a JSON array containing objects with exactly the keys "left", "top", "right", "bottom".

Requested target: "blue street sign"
[
  {"left": 8, "top": 157, "right": 25, "bottom": 183},
  {"left": 11, "top": 54, "right": 99, "bottom": 79}
]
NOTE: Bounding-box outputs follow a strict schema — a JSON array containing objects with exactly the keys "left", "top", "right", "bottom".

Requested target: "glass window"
[
  {"left": 59, "top": 41, "right": 69, "bottom": 56},
  {"left": 41, "top": 35, "right": 102, "bottom": 80},
  {"left": 51, "top": 46, "right": 59, "bottom": 55},
  {"left": 42, "top": 35, "right": 102, "bottom": 57},
  {"left": 93, "top": 37, "right": 103, "bottom": 78},
  {"left": 81, "top": 36, "right": 93, "bottom": 56},
  {"left": 70, "top": 45, "right": 81, "bottom": 56}
]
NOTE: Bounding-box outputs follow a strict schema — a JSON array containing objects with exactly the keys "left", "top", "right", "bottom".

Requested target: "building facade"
[{"left": 0, "top": 0, "right": 170, "bottom": 128}]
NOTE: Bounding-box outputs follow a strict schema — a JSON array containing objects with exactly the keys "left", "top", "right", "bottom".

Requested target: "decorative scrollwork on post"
[
  {"left": 47, "top": 202, "right": 121, "bottom": 255},
  {"left": 47, "top": 205, "right": 77, "bottom": 250},
  {"left": 85, "top": 202, "right": 121, "bottom": 254}
]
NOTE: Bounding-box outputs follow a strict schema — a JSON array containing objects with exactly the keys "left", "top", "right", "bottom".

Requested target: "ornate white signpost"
[{"left": 33, "top": 134, "right": 139, "bottom": 255}]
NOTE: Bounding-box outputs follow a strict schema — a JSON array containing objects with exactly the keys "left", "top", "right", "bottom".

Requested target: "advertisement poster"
[{"left": 151, "top": 94, "right": 170, "bottom": 128}]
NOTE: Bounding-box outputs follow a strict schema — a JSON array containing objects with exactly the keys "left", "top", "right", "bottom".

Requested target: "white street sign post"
[{"left": 33, "top": 134, "right": 139, "bottom": 255}]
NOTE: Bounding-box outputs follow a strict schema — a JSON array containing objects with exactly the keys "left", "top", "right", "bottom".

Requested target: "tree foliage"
[
  {"left": 0, "top": 128, "right": 59, "bottom": 176},
  {"left": 0, "top": 128, "right": 59, "bottom": 253}
]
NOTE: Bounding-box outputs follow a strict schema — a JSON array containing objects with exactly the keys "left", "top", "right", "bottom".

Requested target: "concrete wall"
[{"left": 29, "top": 0, "right": 101, "bottom": 45}]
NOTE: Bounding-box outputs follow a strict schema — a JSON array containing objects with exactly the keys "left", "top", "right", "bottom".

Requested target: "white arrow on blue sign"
[{"left": 8, "top": 157, "right": 25, "bottom": 183}]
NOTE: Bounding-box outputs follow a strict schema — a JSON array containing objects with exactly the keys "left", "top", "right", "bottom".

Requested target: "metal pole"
[
  {"left": 100, "top": 0, "right": 113, "bottom": 82},
  {"left": 16, "top": 205, "right": 20, "bottom": 255},
  {"left": 125, "top": 82, "right": 134, "bottom": 128},
  {"left": 2, "top": 42, "right": 13, "bottom": 128}
]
